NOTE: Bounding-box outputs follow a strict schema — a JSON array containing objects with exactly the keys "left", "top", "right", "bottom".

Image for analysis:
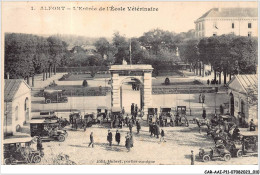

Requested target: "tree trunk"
[
  {"left": 224, "top": 71, "right": 226, "bottom": 84},
  {"left": 32, "top": 75, "right": 34, "bottom": 87},
  {"left": 49, "top": 66, "right": 51, "bottom": 78},
  {"left": 27, "top": 76, "right": 30, "bottom": 85},
  {"left": 219, "top": 72, "right": 221, "bottom": 84},
  {"left": 43, "top": 70, "right": 45, "bottom": 81},
  {"left": 214, "top": 70, "right": 217, "bottom": 81},
  {"left": 202, "top": 63, "right": 204, "bottom": 77},
  {"left": 54, "top": 65, "right": 57, "bottom": 75},
  {"left": 46, "top": 70, "right": 48, "bottom": 80},
  {"left": 199, "top": 62, "right": 201, "bottom": 76}
]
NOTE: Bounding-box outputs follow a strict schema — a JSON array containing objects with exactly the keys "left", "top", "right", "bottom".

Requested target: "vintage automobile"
[
  {"left": 30, "top": 119, "right": 68, "bottom": 142},
  {"left": 3, "top": 136, "right": 43, "bottom": 164},
  {"left": 240, "top": 131, "right": 258, "bottom": 154},
  {"left": 159, "top": 106, "right": 174, "bottom": 127},
  {"left": 69, "top": 112, "right": 94, "bottom": 130},
  {"left": 199, "top": 144, "right": 232, "bottom": 162},
  {"left": 225, "top": 140, "right": 243, "bottom": 157},
  {"left": 147, "top": 107, "right": 158, "bottom": 123},
  {"left": 175, "top": 106, "right": 189, "bottom": 127},
  {"left": 43, "top": 89, "right": 68, "bottom": 104},
  {"left": 97, "top": 106, "right": 108, "bottom": 122}
]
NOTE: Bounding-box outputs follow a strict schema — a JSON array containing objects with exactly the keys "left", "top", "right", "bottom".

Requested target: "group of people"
[
  {"left": 131, "top": 103, "right": 139, "bottom": 119},
  {"left": 106, "top": 130, "right": 134, "bottom": 151},
  {"left": 131, "top": 83, "right": 140, "bottom": 91},
  {"left": 149, "top": 122, "right": 166, "bottom": 142}
]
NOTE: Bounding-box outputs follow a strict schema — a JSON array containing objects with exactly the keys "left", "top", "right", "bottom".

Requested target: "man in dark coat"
[
  {"left": 125, "top": 114, "right": 129, "bottom": 126},
  {"left": 107, "top": 130, "right": 112, "bottom": 146},
  {"left": 136, "top": 120, "right": 141, "bottom": 134},
  {"left": 149, "top": 123, "right": 153, "bottom": 137},
  {"left": 191, "top": 150, "right": 195, "bottom": 165},
  {"left": 125, "top": 132, "right": 131, "bottom": 152},
  {"left": 37, "top": 137, "right": 43, "bottom": 151},
  {"left": 155, "top": 124, "right": 160, "bottom": 138},
  {"left": 131, "top": 103, "right": 134, "bottom": 116},
  {"left": 134, "top": 104, "right": 138, "bottom": 119},
  {"left": 130, "top": 133, "right": 134, "bottom": 147},
  {"left": 129, "top": 122, "right": 133, "bottom": 133},
  {"left": 122, "top": 107, "right": 125, "bottom": 115},
  {"left": 88, "top": 132, "right": 94, "bottom": 148},
  {"left": 115, "top": 130, "right": 121, "bottom": 145}
]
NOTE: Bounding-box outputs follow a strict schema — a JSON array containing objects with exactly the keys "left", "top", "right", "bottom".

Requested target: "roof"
[
  {"left": 228, "top": 74, "right": 258, "bottom": 94},
  {"left": 4, "top": 79, "right": 30, "bottom": 102},
  {"left": 3, "top": 136, "right": 33, "bottom": 144},
  {"left": 196, "top": 8, "right": 258, "bottom": 21}
]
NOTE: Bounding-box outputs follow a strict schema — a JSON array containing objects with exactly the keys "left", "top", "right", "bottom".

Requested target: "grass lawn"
[{"left": 43, "top": 85, "right": 111, "bottom": 96}]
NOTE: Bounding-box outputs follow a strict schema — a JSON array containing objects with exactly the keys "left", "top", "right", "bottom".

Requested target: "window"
[
  {"left": 232, "top": 23, "right": 234, "bottom": 29},
  {"left": 248, "top": 23, "right": 252, "bottom": 28},
  {"left": 248, "top": 32, "right": 252, "bottom": 37}
]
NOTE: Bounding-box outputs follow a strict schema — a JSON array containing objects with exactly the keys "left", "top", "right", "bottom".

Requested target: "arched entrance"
[
  {"left": 230, "top": 92, "right": 234, "bottom": 116},
  {"left": 120, "top": 77, "right": 144, "bottom": 111},
  {"left": 110, "top": 65, "right": 153, "bottom": 118}
]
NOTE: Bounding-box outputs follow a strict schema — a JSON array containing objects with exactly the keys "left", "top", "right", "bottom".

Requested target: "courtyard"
[{"left": 38, "top": 123, "right": 258, "bottom": 165}]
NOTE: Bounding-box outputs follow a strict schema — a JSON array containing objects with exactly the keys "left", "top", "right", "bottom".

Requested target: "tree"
[
  {"left": 94, "top": 38, "right": 111, "bottom": 59},
  {"left": 112, "top": 32, "right": 129, "bottom": 64}
]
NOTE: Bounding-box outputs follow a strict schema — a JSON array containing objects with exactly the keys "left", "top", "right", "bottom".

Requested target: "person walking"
[
  {"left": 129, "top": 122, "right": 133, "bottom": 134},
  {"left": 125, "top": 114, "right": 129, "bottom": 126},
  {"left": 191, "top": 150, "right": 195, "bottom": 165},
  {"left": 136, "top": 120, "right": 141, "bottom": 134},
  {"left": 130, "top": 133, "right": 134, "bottom": 148},
  {"left": 107, "top": 130, "right": 112, "bottom": 146},
  {"left": 88, "top": 132, "right": 94, "bottom": 148},
  {"left": 125, "top": 132, "right": 131, "bottom": 152},
  {"left": 155, "top": 123, "right": 160, "bottom": 138},
  {"left": 115, "top": 130, "right": 121, "bottom": 145},
  {"left": 131, "top": 103, "right": 134, "bottom": 116},
  {"left": 149, "top": 123, "right": 153, "bottom": 137},
  {"left": 202, "top": 108, "right": 206, "bottom": 119},
  {"left": 122, "top": 107, "right": 125, "bottom": 115},
  {"left": 160, "top": 129, "right": 166, "bottom": 142},
  {"left": 202, "top": 94, "right": 205, "bottom": 103},
  {"left": 134, "top": 104, "right": 138, "bottom": 119}
]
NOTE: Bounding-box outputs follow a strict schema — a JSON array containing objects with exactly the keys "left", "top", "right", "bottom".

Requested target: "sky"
[{"left": 2, "top": 1, "right": 258, "bottom": 38}]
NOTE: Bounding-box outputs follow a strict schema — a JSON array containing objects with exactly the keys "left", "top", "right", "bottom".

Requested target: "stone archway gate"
[{"left": 109, "top": 65, "right": 153, "bottom": 117}]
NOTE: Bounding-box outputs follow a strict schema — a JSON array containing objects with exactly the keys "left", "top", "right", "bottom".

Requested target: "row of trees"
[
  {"left": 5, "top": 33, "right": 69, "bottom": 80},
  {"left": 5, "top": 30, "right": 257, "bottom": 82},
  {"left": 180, "top": 35, "right": 257, "bottom": 84}
]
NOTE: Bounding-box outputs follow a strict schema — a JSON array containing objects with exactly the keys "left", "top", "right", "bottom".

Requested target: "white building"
[
  {"left": 195, "top": 8, "right": 258, "bottom": 38},
  {"left": 4, "top": 79, "right": 31, "bottom": 136},
  {"left": 227, "top": 74, "right": 257, "bottom": 127}
]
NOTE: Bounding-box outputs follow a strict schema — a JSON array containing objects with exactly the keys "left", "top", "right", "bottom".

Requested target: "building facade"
[
  {"left": 227, "top": 74, "right": 257, "bottom": 127},
  {"left": 4, "top": 79, "right": 31, "bottom": 136},
  {"left": 195, "top": 8, "right": 258, "bottom": 38}
]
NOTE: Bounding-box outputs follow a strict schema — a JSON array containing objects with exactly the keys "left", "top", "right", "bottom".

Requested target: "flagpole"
[{"left": 130, "top": 38, "right": 132, "bottom": 65}]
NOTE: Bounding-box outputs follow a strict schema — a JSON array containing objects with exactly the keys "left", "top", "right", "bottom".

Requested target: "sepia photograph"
[{"left": 1, "top": 1, "right": 259, "bottom": 174}]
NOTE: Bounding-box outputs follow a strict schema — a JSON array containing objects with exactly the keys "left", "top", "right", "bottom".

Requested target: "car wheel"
[
  {"left": 224, "top": 154, "right": 231, "bottom": 161},
  {"left": 58, "top": 134, "right": 65, "bottom": 142},
  {"left": 33, "top": 155, "right": 42, "bottom": 163},
  {"left": 202, "top": 155, "right": 210, "bottom": 162},
  {"left": 46, "top": 99, "right": 51, "bottom": 104},
  {"left": 4, "top": 158, "right": 11, "bottom": 165},
  {"left": 236, "top": 150, "right": 243, "bottom": 157}
]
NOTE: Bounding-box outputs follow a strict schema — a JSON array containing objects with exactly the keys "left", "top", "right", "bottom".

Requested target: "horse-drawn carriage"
[
  {"left": 3, "top": 136, "right": 44, "bottom": 165},
  {"left": 174, "top": 106, "right": 189, "bottom": 127}
]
